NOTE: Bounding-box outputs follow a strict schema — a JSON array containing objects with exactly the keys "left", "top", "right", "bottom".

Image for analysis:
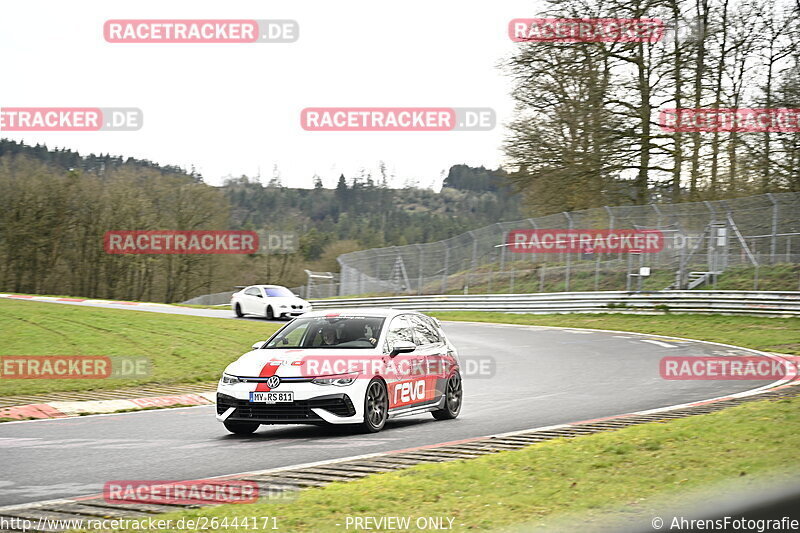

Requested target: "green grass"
[
  {"left": 431, "top": 312, "right": 800, "bottom": 355},
  {"left": 86, "top": 394, "right": 800, "bottom": 533},
  {"left": 0, "top": 299, "right": 280, "bottom": 396}
]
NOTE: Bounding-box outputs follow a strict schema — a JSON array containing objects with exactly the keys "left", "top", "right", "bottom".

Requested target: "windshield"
[
  {"left": 264, "top": 287, "right": 294, "bottom": 297},
  {"left": 265, "top": 316, "right": 385, "bottom": 349}
]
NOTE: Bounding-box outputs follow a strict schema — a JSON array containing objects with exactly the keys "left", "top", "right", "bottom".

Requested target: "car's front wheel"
[
  {"left": 360, "top": 378, "right": 388, "bottom": 433},
  {"left": 432, "top": 372, "right": 462, "bottom": 420},
  {"left": 265, "top": 306, "right": 275, "bottom": 320},
  {"left": 223, "top": 420, "right": 259, "bottom": 434}
]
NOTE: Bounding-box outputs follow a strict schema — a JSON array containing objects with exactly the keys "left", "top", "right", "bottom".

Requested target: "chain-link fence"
[
  {"left": 336, "top": 192, "right": 800, "bottom": 296},
  {"left": 292, "top": 270, "right": 341, "bottom": 299}
]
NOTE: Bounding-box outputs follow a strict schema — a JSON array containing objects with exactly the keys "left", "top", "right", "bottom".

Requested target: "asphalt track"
[{"left": 0, "top": 299, "right": 780, "bottom": 506}]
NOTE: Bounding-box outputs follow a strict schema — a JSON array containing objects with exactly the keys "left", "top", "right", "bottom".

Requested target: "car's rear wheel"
[
  {"left": 432, "top": 372, "right": 462, "bottom": 420},
  {"left": 265, "top": 306, "right": 274, "bottom": 320},
  {"left": 234, "top": 304, "right": 244, "bottom": 318},
  {"left": 360, "top": 378, "right": 388, "bottom": 433},
  {"left": 223, "top": 420, "right": 259, "bottom": 434}
]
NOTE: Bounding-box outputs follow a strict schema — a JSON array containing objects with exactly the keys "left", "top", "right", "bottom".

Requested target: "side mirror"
[
  {"left": 251, "top": 340, "right": 267, "bottom": 350},
  {"left": 390, "top": 340, "right": 416, "bottom": 357},
  {"left": 294, "top": 293, "right": 301, "bottom": 297}
]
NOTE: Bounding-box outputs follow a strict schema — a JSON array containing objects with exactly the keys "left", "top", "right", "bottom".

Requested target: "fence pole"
[
  {"left": 605, "top": 206, "right": 617, "bottom": 261},
  {"left": 626, "top": 253, "right": 633, "bottom": 291},
  {"left": 595, "top": 254, "right": 600, "bottom": 291},
  {"left": 417, "top": 245, "right": 424, "bottom": 296},
  {"left": 637, "top": 253, "right": 644, "bottom": 291},
  {"left": 304, "top": 269, "right": 313, "bottom": 299},
  {"left": 563, "top": 211, "right": 573, "bottom": 292},
  {"left": 469, "top": 231, "right": 478, "bottom": 270},
  {"left": 527, "top": 218, "right": 538, "bottom": 263},
  {"left": 767, "top": 193, "right": 778, "bottom": 265},
  {"left": 441, "top": 245, "right": 449, "bottom": 294},
  {"left": 510, "top": 269, "right": 515, "bottom": 293},
  {"left": 754, "top": 263, "right": 759, "bottom": 290},
  {"left": 539, "top": 264, "right": 546, "bottom": 292},
  {"left": 500, "top": 230, "right": 506, "bottom": 271}
]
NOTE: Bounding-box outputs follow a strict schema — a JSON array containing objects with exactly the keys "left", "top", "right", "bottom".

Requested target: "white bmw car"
[
  {"left": 216, "top": 309, "right": 463, "bottom": 434},
  {"left": 231, "top": 285, "right": 310, "bottom": 320}
]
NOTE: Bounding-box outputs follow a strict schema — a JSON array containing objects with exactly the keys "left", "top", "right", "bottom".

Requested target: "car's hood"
[{"left": 224, "top": 348, "right": 382, "bottom": 378}]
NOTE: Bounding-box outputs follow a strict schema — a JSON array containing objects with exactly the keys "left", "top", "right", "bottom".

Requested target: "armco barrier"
[{"left": 309, "top": 291, "right": 800, "bottom": 317}]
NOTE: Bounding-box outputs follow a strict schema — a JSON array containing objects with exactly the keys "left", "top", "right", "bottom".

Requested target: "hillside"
[{"left": 0, "top": 140, "right": 520, "bottom": 301}]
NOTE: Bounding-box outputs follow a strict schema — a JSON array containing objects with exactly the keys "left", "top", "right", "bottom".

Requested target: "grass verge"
[
  {"left": 0, "top": 299, "right": 280, "bottom": 396},
  {"left": 431, "top": 312, "right": 800, "bottom": 355},
  {"left": 83, "top": 394, "right": 800, "bottom": 533}
]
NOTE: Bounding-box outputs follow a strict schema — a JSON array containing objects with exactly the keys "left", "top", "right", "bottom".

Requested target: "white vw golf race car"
[{"left": 216, "top": 309, "right": 463, "bottom": 434}]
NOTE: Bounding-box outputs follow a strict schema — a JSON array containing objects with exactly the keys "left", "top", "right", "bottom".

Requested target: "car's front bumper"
[
  {"left": 216, "top": 392, "right": 357, "bottom": 424},
  {"left": 278, "top": 308, "right": 307, "bottom": 318},
  {"left": 216, "top": 380, "right": 365, "bottom": 425}
]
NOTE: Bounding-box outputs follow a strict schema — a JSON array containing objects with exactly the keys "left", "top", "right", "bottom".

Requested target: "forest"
[{"left": 0, "top": 140, "right": 520, "bottom": 301}]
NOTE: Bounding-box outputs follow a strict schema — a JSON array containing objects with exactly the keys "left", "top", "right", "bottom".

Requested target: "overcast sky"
[{"left": 0, "top": 0, "right": 544, "bottom": 189}]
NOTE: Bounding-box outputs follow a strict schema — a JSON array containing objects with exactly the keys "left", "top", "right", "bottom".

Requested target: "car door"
[
  {"left": 242, "top": 287, "right": 264, "bottom": 315},
  {"left": 384, "top": 314, "right": 432, "bottom": 410},
  {"left": 407, "top": 314, "right": 448, "bottom": 404}
]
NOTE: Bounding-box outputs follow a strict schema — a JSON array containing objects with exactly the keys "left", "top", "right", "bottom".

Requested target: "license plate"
[{"left": 249, "top": 391, "right": 294, "bottom": 404}]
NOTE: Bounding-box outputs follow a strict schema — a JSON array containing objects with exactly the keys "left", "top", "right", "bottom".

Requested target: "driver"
[{"left": 320, "top": 325, "right": 337, "bottom": 346}]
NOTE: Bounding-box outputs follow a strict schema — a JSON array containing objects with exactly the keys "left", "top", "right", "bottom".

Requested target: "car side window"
[
  {"left": 245, "top": 287, "right": 262, "bottom": 298},
  {"left": 385, "top": 315, "right": 415, "bottom": 352},
  {"left": 409, "top": 315, "right": 441, "bottom": 345}
]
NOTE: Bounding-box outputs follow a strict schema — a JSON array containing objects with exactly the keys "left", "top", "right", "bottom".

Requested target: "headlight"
[
  {"left": 311, "top": 373, "right": 358, "bottom": 387},
  {"left": 280, "top": 305, "right": 288, "bottom": 308},
  {"left": 220, "top": 373, "right": 242, "bottom": 384}
]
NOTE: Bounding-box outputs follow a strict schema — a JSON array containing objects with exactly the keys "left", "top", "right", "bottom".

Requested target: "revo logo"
[{"left": 393, "top": 379, "right": 426, "bottom": 407}]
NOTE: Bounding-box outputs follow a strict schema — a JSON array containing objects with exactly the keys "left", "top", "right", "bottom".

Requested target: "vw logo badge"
[{"left": 266, "top": 376, "right": 281, "bottom": 389}]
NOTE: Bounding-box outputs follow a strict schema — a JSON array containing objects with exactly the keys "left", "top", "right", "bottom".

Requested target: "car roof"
[
  {"left": 301, "top": 308, "right": 425, "bottom": 319},
  {"left": 249, "top": 285, "right": 286, "bottom": 289}
]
